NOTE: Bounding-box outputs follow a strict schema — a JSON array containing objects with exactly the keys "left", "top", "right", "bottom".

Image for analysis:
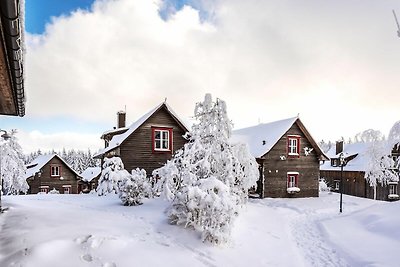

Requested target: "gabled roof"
[
  {"left": 80, "top": 167, "right": 101, "bottom": 182},
  {"left": 232, "top": 116, "right": 329, "bottom": 160},
  {"left": 25, "top": 154, "right": 81, "bottom": 179},
  {"left": 320, "top": 142, "right": 371, "bottom": 172},
  {"left": 94, "top": 102, "right": 189, "bottom": 158}
]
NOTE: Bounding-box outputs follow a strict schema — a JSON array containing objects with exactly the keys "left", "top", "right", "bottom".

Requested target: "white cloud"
[{"left": 25, "top": 0, "right": 400, "bottom": 144}]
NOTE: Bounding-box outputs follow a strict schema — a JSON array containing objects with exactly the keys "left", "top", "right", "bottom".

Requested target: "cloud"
[{"left": 25, "top": 0, "right": 400, "bottom": 143}]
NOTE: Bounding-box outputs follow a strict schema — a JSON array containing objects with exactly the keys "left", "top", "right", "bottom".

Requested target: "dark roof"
[{"left": 0, "top": 0, "right": 25, "bottom": 116}]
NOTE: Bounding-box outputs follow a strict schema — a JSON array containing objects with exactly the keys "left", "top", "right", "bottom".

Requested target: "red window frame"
[
  {"left": 152, "top": 127, "right": 173, "bottom": 153},
  {"left": 287, "top": 135, "right": 301, "bottom": 158},
  {"left": 287, "top": 173, "right": 299, "bottom": 188},
  {"left": 50, "top": 165, "right": 61, "bottom": 177},
  {"left": 39, "top": 186, "right": 49, "bottom": 193}
]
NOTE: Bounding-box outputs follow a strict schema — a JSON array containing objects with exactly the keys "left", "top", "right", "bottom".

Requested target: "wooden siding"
[
  {"left": 321, "top": 169, "right": 398, "bottom": 201},
  {"left": 261, "top": 122, "right": 320, "bottom": 198},
  {"left": 119, "top": 106, "right": 187, "bottom": 176},
  {"left": 27, "top": 157, "right": 79, "bottom": 194}
]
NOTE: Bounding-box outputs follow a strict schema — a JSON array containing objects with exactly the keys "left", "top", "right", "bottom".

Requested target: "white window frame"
[
  {"left": 51, "top": 165, "right": 60, "bottom": 177},
  {"left": 154, "top": 129, "right": 171, "bottom": 151},
  {"left": 334, "top": 180, "right": 340, "bottom": 190},
  {"left": 39, "top": 186, "right": 49, "bottom": 193},
  {"left": 288, "top": 136, "right": 300, "bottom": 156},
  {"left": 389, "top": 184, "right": 397, "bottom": 195},
  {"left": 62, "top": 185, "right": 71, "bottom": 194}
]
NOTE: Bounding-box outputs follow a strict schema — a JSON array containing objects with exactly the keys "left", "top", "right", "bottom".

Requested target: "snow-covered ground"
[{"left": 0, "top": 192, "right": 398, "bottom": 267}]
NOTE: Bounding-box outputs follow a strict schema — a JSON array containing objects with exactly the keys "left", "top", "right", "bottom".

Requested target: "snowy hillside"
[{"left": 0, "top": 193, "right": 398, "bottom": 267}]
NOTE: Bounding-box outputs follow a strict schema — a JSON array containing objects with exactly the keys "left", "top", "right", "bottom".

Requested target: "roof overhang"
[{"left": 0, "top": 0, "right": 25, "bottom": 116}]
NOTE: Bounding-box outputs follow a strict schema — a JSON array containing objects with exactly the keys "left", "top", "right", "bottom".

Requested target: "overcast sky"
[{"left": 2, "top": 0, "right": 400, "bottom": 153}]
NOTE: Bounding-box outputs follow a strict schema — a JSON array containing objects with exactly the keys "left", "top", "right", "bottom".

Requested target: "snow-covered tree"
[
  {"left": 154, "top": 94, "right": 258, "bottom": 244},
  {"left": 388, "top": 120, "right": 400, "bottom": 171},
  {"left": 364, "top": 140, "right": 398, "bottom": 188},
  {"left": 0, "top": 130, "right": 28, "bottom": 195},
  {"left": 97, "top": 157, "right": 130, "bottom": 196},
  {"left": 118, "top": 168, "right": 152, "bottom": 206},
  {"left": 355, "top": 129, "right": 385, "bottom": 143},
  {"left": 318, "top": 140, "right": 332, "bottom": 153}
]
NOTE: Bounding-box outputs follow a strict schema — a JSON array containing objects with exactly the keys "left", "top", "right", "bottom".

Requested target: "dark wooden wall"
[
  {"left": 27, "top": 157, "right": 79, "bottom": 194},
  {"left": 119, "top": 106, "right": 187, "bottom": 176},
  {"left": 261, "top": 123, "right": 320, "bottom": 198}
]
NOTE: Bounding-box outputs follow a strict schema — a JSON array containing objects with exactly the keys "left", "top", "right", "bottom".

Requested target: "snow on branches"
[
  {"left": 154, "top": 94, "right": 258, "bottom": 244},
  {"left": 0, "top": 130, "right": 28, "bottom": 195},
  {"left": 97, "top": 157, "right": 152, "bottom": 206}
]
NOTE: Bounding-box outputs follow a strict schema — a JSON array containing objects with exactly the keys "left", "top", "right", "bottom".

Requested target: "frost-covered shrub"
[
  {"left": 154, "top": 94, "right": 258, "bottom": 244},
  {"left": 97, "top": 157, "right": 130, "bottom": 196},
  {"left": 118, "top": 168, "right": 152, "bottom": 206},
  {"left": 49, "top": 188, "right": 60, "bottom": 194},
  {"left": 319, "top": 178, "right": 330, "bottom": 192}
]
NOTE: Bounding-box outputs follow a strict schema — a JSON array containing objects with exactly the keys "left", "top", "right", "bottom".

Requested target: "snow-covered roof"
[
  {"left": 101, "top": 127, "right": 129, "bottom": 137},
  {"left": 80, "top": 167, "right": 101, "bottom": 182},
  {"left": 320, "top": 142, "right": 370, "bottom": 172},
  {"left": 94, "top": 102, "right": 189, "bottom": 158},
  {"left": 232, "top": 117, "right": 299, "bottom": 158},
  {"left": 25, "top": 154, "right": 81, "bottom": 179}
]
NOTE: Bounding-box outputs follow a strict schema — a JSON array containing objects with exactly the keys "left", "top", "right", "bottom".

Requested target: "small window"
[
  {"left": 51, "top": 165, "right": 60, "bottom": 177},
  {"left": 287, "top": 173, "right": 299, "bottom": 188},
  {"left": 152, "top": 128, "right": 172, "bottom": 152},
  {"left": 288, "top": 136, "right": 300, "bottom": 157},
  {"left": 39, "top": 186, "right": 49, "bottom": 193},
  {"left": 63, "top": 185, "right": 71, "bottom": 194},
  {"left": 389, "top": 184, "right": 397, "bottom": 195},
  {"left": 334, "top": 180, "right": 340, "bottom": 191}
]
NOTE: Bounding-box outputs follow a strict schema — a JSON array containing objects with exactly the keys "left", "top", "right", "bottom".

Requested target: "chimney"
[
  {"left": 117, "top": 111, "right": 126, "bottom": 128},
  {"left": 336, "top": 140, "right": 344, "bottom": 155}
]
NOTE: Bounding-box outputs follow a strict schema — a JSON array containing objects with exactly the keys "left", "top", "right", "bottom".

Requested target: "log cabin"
[
  {"left": 94, "top": 101, "right": 189, "bottom": 176},
  {"left": 320, "top": 141, "right": 400, "bottom": 201},
  {"left": 232, "top": 116, "right": 328, "bottom": 198},
  {"left": 25, "top": 154, "right": 82, "bottom": 194}
]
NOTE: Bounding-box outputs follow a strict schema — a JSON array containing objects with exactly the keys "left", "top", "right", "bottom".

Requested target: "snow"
[
  {"left": 1, "top": 193, "right": 398, "bottom": 267},
  {"left": 320, "top": 142, "right": 370, "bottom": 172},
  {"left": 25, "top": 154, "right": 81, "bottom": 179},
  {"left": 80, "top": 167, "right": 101, "bottom": 182},
  {"left": 287, "top": 187, "right": 301, "bottom": 193},
  {"left": 94, "top": 102, "right": 189, "bottom": 158},
  {"left": 232, "top": 117, "right": 298, "bottom": 158}
]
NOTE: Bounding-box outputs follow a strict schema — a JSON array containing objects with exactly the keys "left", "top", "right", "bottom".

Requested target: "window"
[
  {"left": 287, "top": 172, "right": 299, "bottom": 188},
  {"left": 63, "top": 185, "right": 71, "bottom": 194},
  {"left": 334, "top": 180, "right": 340, "bottom": 191},
  {"left": 152, "top": 128, "right": 172, "bottom": 152},
  {"left": 39, "top": 186, "right": 49, "bottom": 193},
  {"left": 287, "top": 136, "right": 300, "bottom": 157},
  {"left": 51, "top": 165, "right": 60, "bottom": 177},
  {"left": 389, "top": 184, "right": 397, "bottom": 195}
]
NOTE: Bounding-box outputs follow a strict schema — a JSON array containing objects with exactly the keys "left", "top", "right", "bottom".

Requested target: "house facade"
[
  {"left": 233, "top": 117, "right": 328, "bottom": 198},
  {"left": 94, "top": 102, "right": 189, "bottom": 176},
  {"left": 79, "top": 166, "right": 101, "bottom": 193},
  {"left": 320, "top": 141, "right": 400, "bottom": 201},
  {"left": 25, "top": 154, "right": 82, "bottom": 194}
]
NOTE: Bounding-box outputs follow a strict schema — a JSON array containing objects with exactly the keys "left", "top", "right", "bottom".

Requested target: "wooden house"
[
  {"left": 79, "top": 167, "right": 101, "bottom": 193},
  {"left": 0, "top": 0, "right": 25, "bottom": 117},
  {"left": 320, "top": 141, "right": 399, "bottom": 201},
  {"left": 25, "top": 154, "right": 82, "bottom": 194},
  {"left": 233, "top": 116, "right": 328, "bottom": 198},
  {"left": 94, "top": 102, "right": 189, "bottom": 176}
]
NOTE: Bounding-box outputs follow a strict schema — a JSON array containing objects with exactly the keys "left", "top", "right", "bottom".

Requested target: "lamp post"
[
  {"left": 0, "top": 129, "right": 11, "bottom": 213},
  {"left": 339, "top": 152, "right": 346, "bottom": 213}
]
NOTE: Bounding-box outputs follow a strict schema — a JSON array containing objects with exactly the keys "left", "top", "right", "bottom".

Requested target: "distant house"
[
  {"left": 233, "top": 116, "right": 328, "bottom": 198},
  {"left": 79, "top": 167, "right": 101, "bottom": 193},
  {"left": 25, "top": 154, "right": 82, "bottom": 194},
  {"left": 320, "top": 141, "right": 400, "bottom": 201},
  {"left": 94, "top": 101, "right": 189, "bottom": 176}
]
